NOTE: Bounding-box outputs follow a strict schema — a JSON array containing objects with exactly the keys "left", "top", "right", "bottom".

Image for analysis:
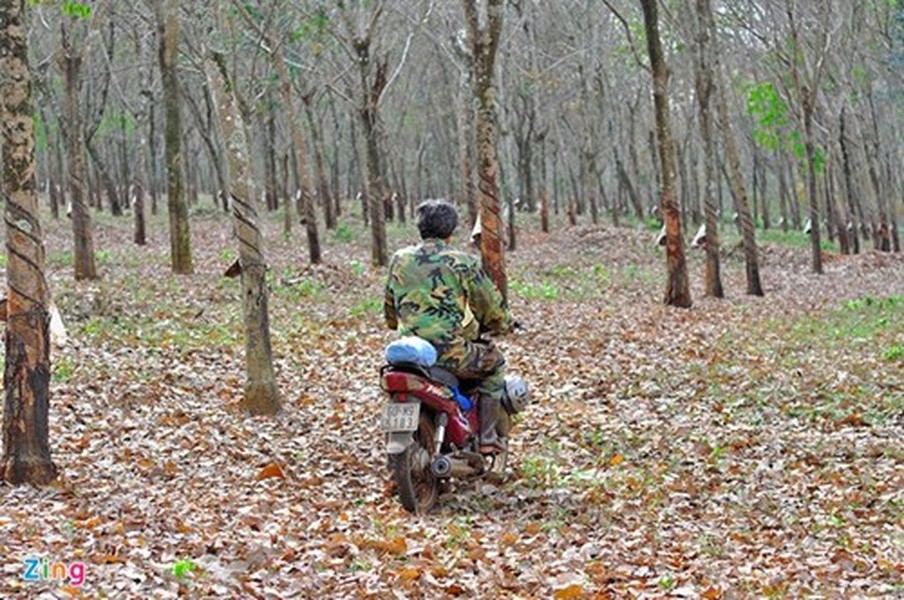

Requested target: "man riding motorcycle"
[{"left": 383, "top": 199, "right": 513, "bottom": 455}]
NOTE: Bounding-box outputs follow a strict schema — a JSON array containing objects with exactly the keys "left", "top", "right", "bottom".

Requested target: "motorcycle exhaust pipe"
[
  {"left": 431, "top": 455, "right": 482, "bottom": 479},
  {"left": 431, "top": 456, "right": 453, "bottom": 478}
]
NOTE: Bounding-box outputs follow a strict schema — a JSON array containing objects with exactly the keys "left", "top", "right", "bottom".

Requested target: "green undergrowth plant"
[
  {"left": 332, "top": 222, "right": 358, "bottom": 244},
  {"left": 705, "top": 294, "right": 902, "bottom": 427},
  {"left": 53, "top": 356, "right": 76, "bottom": 382},
  {"left": 48, "top": 249, "right": 116, "bottom": 270},
  {"left": 76, "top": 310, "right": 241, "bottom": 355},
  {"left": 350, "top": 297, "right": 382, "bottom": 318},
  {"left": 620, "top": 263, "right": 659, "bottom": 286},
  {"left": 757, "top": 228, "right": 838, "bottom": 252},
  {"left": 273, "top": 272, "right": 327, "bottom": 302},
  {"left": 510, "top": 279, "right": 560, "bottom": 300},
  {"left": 510, "top": 263, "right": 615, "bottom": 301}
]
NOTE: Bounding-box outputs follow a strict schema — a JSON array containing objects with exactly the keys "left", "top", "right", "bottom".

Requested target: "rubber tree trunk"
[
  {"left": 39, "top": 105, "right": 62, "bottom": 220},
  {"left": 694, "top": 0, "right": 723, "bottom": 298},
  {"left": 327, "top": 95, "right": 344, "bottom": 220},
  {"left": 133, "top": 133, "right": 148, "bottom": 246},
  {"left": 704, "top": 0, "right": 764, "bottom": 296},
  {"left": 86, "top": 140, "right": 122, "bottom": 216},
  {"left": 640, "top": 0, "right": 692, "bottom": 308},
  {"left": 207, "top": 55, "right": 281, "bottom": 416},
  {"left": 539, "top": 138, "right": 550, "bottom": 232},
  {"left": 1, "top": 0, "right": 59, "bottom": 485},
  {"left": 148, "top": 101, "right": 160, "bottom": 216},
  {"left": 455, "top": 54, "right": 478, "bottom": 227},
  {"left": 133, "top": 176, "right": 147, "bottom": 246},
  {"left": 281, "top": 153, "right": 292, "bottom": 236},
  {"left": 839, "top": 107, "right": 861, "bottom": 254},
  {"left": 269, "top": 49, "right": 321, "bottom": 264},
  {"left": 302, "top": 94, "right": 336, "bottom": 231},
  {"left": 803, "top": 108, "right": 823, "bottom": 274},
  {"left": 716, "top": 88, "right": 764, "bottom": 295},
  {"left": 263, "top": 98, "right": 279, "bottom": 212},
  {"left": 865, "top": 93, "right": 895, "bottom": 252},
  {"left": 354, "top": 38, "right": 389, "bottom": 266},
  {"left": 156, "top": 1, "right": 193, "bottom": 274},
  {"left": 464, "top": 0, "right": 508, "bottom": 300},
  {"left": 60, "top": 19, "right": 97, "bottom": 281}
]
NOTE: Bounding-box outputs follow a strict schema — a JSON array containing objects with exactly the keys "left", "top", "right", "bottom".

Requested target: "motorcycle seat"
[
  {"left": 427, "top": 366, "right": 459, "bottom": 389},
  {"left": 383, "top": 362, "right": 480, "bottom": 391}
]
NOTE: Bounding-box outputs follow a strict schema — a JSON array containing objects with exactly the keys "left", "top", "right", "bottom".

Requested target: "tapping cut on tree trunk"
[
  {"left": 206, "top": 52, "right": 281, "bottom": 416},
  {"left": 639, "top": 0, "right": 692, "bottom": 308},
  {"left": 463, "top": 0, "right": 508, "bottom": 301},
  {"left": 1, "top": 0, "right": 59, "bottom": 485},
  {"left": 232, "top": 0, "right": 322, "bottom": 264}
]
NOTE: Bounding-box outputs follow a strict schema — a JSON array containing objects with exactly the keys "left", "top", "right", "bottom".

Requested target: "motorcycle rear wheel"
[{"left": 390, "top": 413, "right": 438, "bottom": 514}]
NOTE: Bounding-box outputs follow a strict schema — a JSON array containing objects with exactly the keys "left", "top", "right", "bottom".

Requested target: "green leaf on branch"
[
  {"left": 753, "top": 129, "right": 780, "bottom": 152},
  {"left": 61, "top": 0, "right": 92, "bottom": 18},
  {"left": 291, "top": 11, "right": 329, "bottom": 43},
  {"left": 813, "top": 146, "right": 826, "bottom": 174},
  {"left": 746, "top": 81, "right": 788, "bottom": 128},
  {"left": 789, "top": 131, "right": 806, "bottom": 159}
]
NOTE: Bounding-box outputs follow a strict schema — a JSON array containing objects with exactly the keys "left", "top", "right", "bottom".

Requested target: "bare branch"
[{"left": 601, "top": 0, "right": 649, "bottom": 72}]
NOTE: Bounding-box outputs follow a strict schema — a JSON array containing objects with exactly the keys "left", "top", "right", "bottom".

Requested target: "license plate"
[{"left": 381, "top": 402, "right": 420, "bottom": 432}]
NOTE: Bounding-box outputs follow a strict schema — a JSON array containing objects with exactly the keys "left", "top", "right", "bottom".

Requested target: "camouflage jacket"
[{"left": 384, "top": 239, "right": 512, "bottom": 345}]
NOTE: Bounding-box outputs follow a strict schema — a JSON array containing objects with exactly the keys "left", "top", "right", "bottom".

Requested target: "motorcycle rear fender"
[{"left": 386, "top": 432, "right": 414, "bottom": 454}]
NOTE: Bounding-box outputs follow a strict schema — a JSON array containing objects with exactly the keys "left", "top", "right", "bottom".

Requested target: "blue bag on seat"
[
  {"left": 385, "top": 337, "right": 437, "bottom": 367},
  {"left": 451, "top": 387, "right": 474, "bottom": 411}
]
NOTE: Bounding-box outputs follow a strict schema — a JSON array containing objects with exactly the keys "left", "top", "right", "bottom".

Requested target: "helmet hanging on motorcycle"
[{"left": 502, "top": 375, "right": 530, "bottom": 414}]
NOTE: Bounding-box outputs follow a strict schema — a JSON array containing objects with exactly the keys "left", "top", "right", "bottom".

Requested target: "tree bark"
[
  {"left": 455, "top": 49, "right": 478, "bottom": 227},
  {"left": 694, "top": 0, "right": 724, "bottom": 298},
  {"left": 148, "top": 99, "right": 160, "bottom": 216},
  {"left": 640, "top": 0, "right": 692, "bottom": 308},
  {"left": 270, "top": 49, "right": 321, "bottom": 264},
  {"left": 207, "top": 54, "right": 281, "bottom": 416},
  {"left": 133, "top": 171, "right": 147, "bottom": 246},
  {"left": 839, "top": 107, "right": 861, "bottom": 253},
  {"left": 803, "top": 108, "right": 823, "bottom": 273},
  {"left": 356, "top": 42, "right": 389, "bottom": 266},
  {"left": 59, "top": 18, "right": 98, "bottom": 281},
  {"left": 263, "top": 98, "right": 279, "bottom": 212},
  {"left": 787, "top": 159, "right": 803, "bottom": 230},
  {"left": 49, "top": 124, "right": 64, "bottom": 221},
  {"left": 302, "top": 94, "right": 336, "bottom": 231},
  {"left": 1, "top": 0, "right": 59, "bottom": 485},
  {"left": 281, "top": 153, "right": 292, "bottom": 237},
  {"left": 156, "top": 1, "right": 193, "bottom": 274},
  {"left": 86, "top": 140, "right": 122, "bottom": 216},
  {"left": 715, "top": 78, "right": 763, "bottom": 296},
  {"left": 464, "top": 0, "right": 507, "bottom": 300}
]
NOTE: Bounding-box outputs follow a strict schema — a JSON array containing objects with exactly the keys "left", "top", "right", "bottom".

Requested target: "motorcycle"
[{"left": 380, "top": 337, "right": 529, "bottom": 514}]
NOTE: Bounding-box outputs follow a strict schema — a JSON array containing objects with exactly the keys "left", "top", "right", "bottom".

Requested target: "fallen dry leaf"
[{"left": 256, "top": 462, "right": 285, "bottom": 480}]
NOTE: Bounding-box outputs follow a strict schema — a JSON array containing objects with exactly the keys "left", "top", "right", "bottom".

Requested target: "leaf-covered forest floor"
[{"left": 1, "top": 204, "right": 902, "bottom": 599}]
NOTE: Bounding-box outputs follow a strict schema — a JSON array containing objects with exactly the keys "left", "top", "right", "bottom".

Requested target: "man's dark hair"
[{"left": 416, "top": 199, "right": 458, "bottom": 240}]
